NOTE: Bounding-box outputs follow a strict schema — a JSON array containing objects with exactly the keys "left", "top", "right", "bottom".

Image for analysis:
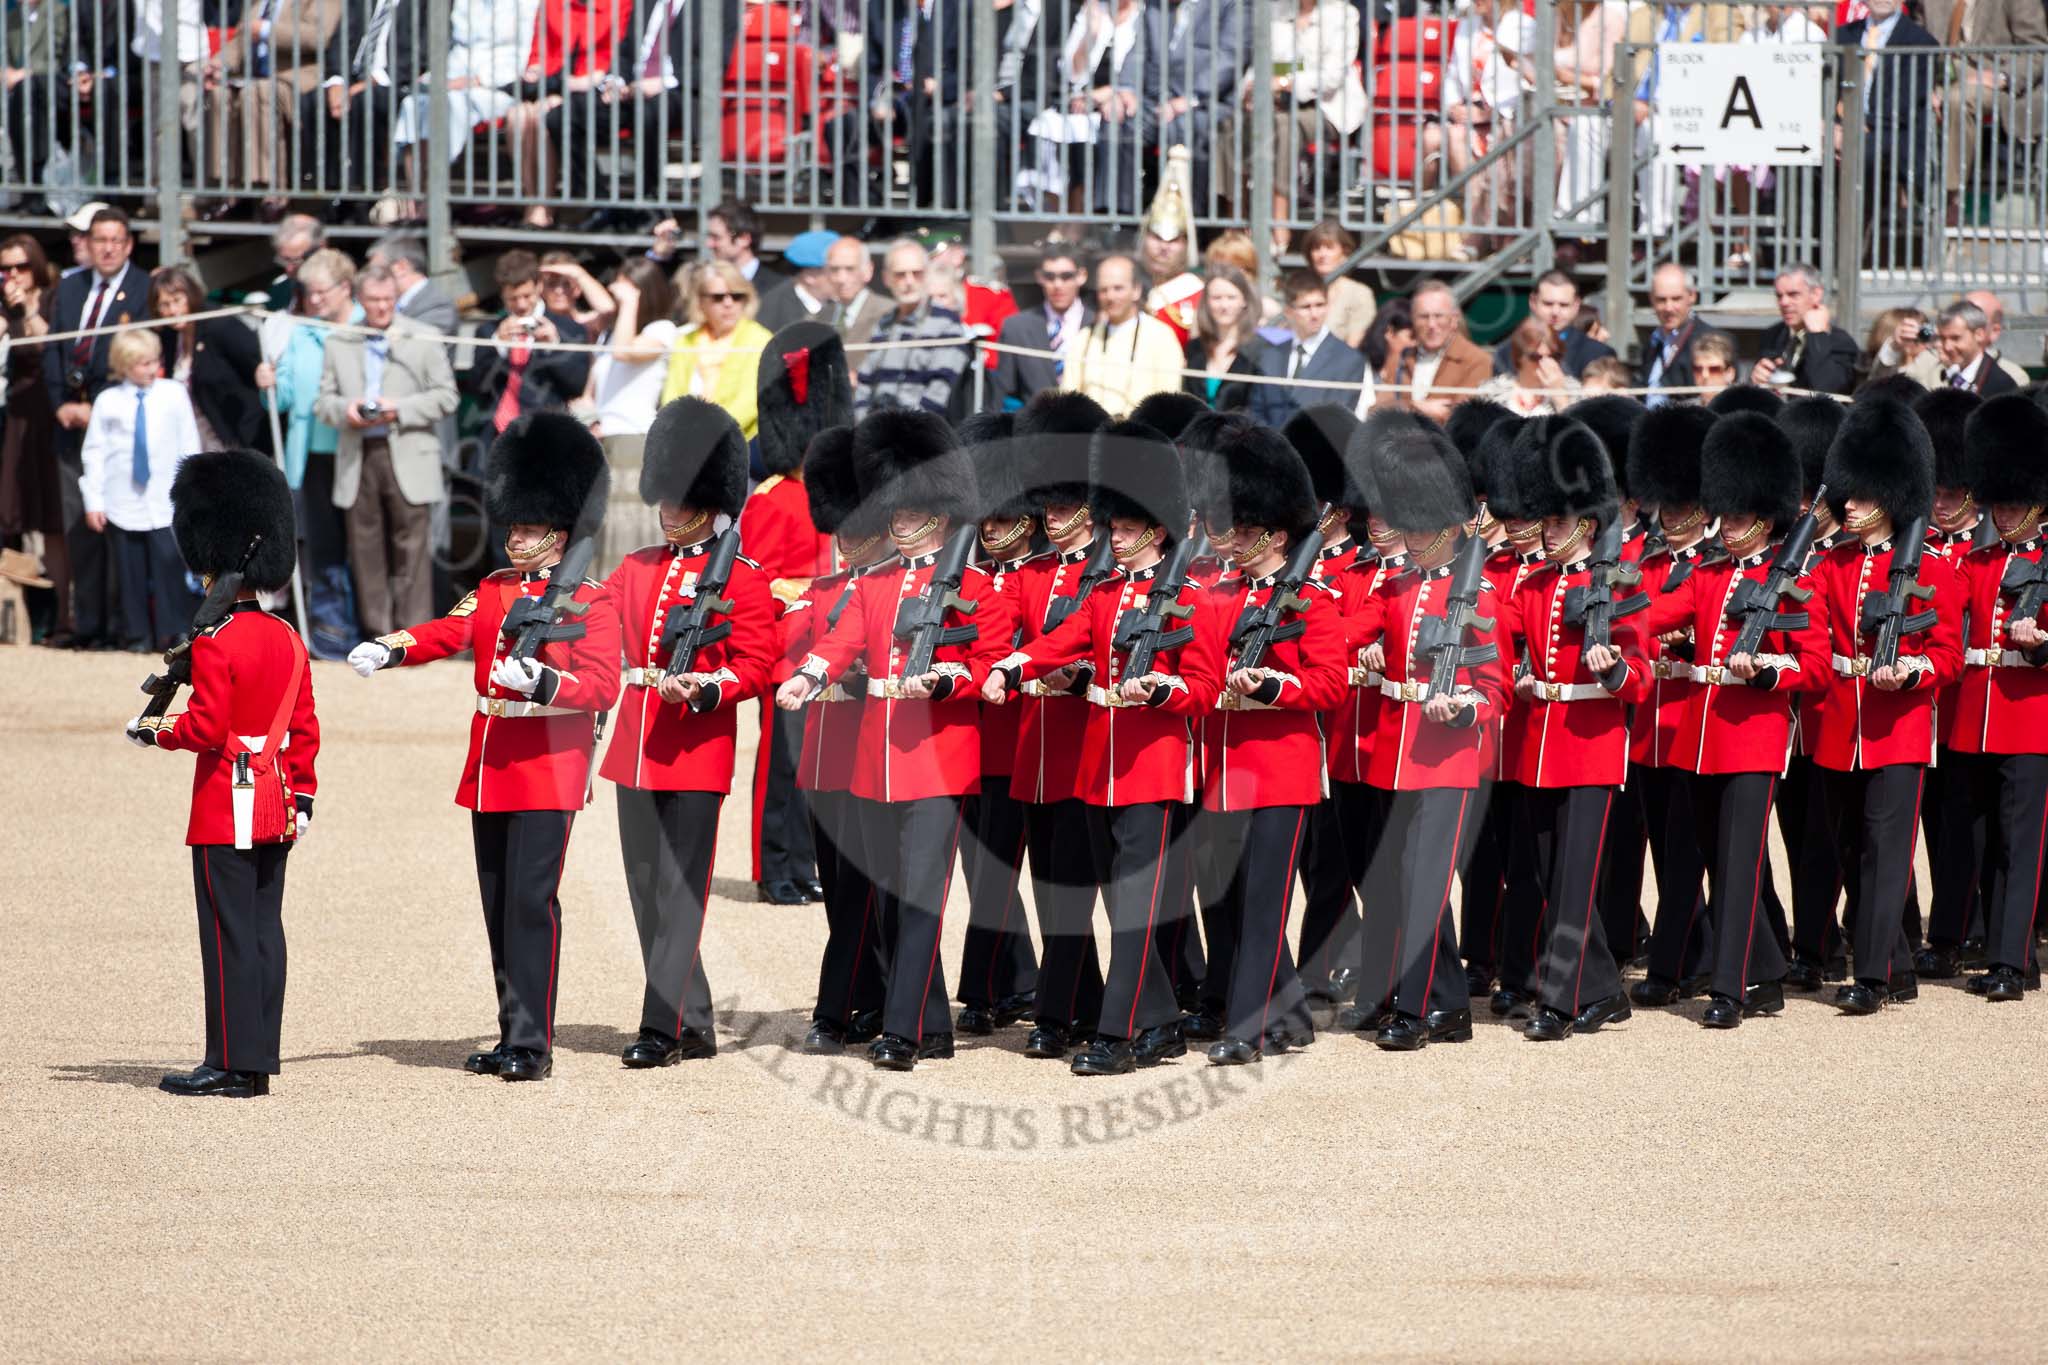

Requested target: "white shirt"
[
  {"left": 590, "top": 319, "right": 679, "bottom": 435},
  {"left": 1944, "top": 353, "right": 1985, "bottom": 388},
  {"left": 1409, "top": 348, "right": 1446, "bottom": 403},
  {"left": 1287, "top": 327, "right": 1331, "bottom": 376},
  {"left": 79, "top": 379, "right": 202, "bottom": 531}
]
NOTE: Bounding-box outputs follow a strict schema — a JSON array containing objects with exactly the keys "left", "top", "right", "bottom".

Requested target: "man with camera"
[
  {"left": 462, "top": 250, "right": 592, "bottom": 441},
  {"left": 1750, "top": 265, "right": 1859, "bottom": 397},
  {"left": 316, "top": 264, "right": 458, "bottom": 637}
]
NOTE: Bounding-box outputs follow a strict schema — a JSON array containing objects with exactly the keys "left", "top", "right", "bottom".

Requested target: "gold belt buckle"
[
  {"left": 1704, "top": 665, "right": 1724, "bottom": 687},
  {"left": 1654, "top": 659, "right": 1675, "bottom": 680},
  {"left": 484, "top": 696, "right": 508, "bottom": 717},
  {"left": 1852, "top": 657, "right": 1870, "bottom": 677},
  {"left": 1542, "top": 681, "right": 1563, "bottom": 702},
  {"left": 1400, "top": 681, "right": 1422, "bottom": 703}
]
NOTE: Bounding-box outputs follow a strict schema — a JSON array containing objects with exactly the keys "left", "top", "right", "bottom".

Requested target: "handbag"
[{"left": 229, "top": 633, "right": 306, "bottom": 850}]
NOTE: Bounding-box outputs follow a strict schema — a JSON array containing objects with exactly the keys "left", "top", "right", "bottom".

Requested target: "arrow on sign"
[
  {"left": 1670, "top": 144, "right": 1707, "bottom": 153},
  {"left": 1775, "top": 145, "right": 1812, "bottom": 154}
]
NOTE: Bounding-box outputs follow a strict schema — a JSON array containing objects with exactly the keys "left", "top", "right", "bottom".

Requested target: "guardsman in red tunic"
[
  {"left": 1495, "top": 416, "right": 1651, "bottom": 1041},
  {"left": 784, "top": 428, "right": 896, "bottom": 1056},
  {"left": 745, "top": 322, "right": 851, "bottom": 905},
  {"left": 1637, "top": 414, "right": 1832, "bottom": 1025},
  {"left": 1186, "top": 419, "right": 1348, "bottom": 1064},
  {"left": 776, "top": 411, "right": 1012, "bottom": 1070},
  {"left": 601, "top": 399, "right": 776, "bottom": 1067},
  {"left": 1621, "top": 405, "right": 1717, "bottom": 1007},
  {"left": 1947, "top": 396, "right": 2048, "bottom": 999},
  {"left": 129, "top": 450, "right": 318, "bottom": 1098},
  {"left": 1346, "top": 420, "right": 1513, "bottom": 1048},
  {"left": 1807, "top": 397, "right": 1966, "bottom": 1014},
  {"left": 1282, "top": 405, "right": 1372, "bottom": 1006},
  {"left": 988, "top": 422, "right": 1221, "bottom": 1073},
  {"left": 347, "top": 414, "right": 623, "bottom": 1081},
  {"left": 1005, "top": 392, "right": 1115, "bottom": 1060},
  {"left": 954, "top": 411, "right": 1042, "bottom": 1036},
  {"left": 1908, "top": 387, "right": 1992, "bottom": 976}
]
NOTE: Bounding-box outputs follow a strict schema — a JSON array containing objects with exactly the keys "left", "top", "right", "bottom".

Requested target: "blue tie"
[{"left": 131, "top": 389, "right": 150, "bottom": 487}]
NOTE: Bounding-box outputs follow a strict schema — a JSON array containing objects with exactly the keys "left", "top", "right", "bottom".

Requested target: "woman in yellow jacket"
[{"left": 660, "top": 259, "right": 772, "bottom": 441}]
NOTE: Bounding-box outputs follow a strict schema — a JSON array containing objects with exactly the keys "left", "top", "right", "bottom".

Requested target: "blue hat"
[{"left": 783, "top": 230, "right": 838, "bottom": 270}]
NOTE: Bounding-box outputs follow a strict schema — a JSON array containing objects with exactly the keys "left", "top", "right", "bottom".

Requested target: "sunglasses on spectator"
[
  {"left": 1038, "top": 269, "right": 1079, "bottom": 282},
  {"left": 0, "top": 260, "right": 31, "bottom": 274},
  {"left": 699, "top": 291, "right": 740, "bottom": 303}
]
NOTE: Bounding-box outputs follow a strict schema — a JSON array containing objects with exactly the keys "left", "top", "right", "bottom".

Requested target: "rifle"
[
  {"left": 1112, "top": 534, "right": 1199, "bottom": 679},
  {"left": 1043, "top": 531, "right": 1117, "bottom": 632},
  {"left": 1416, "top": 533, "right": 1500, "bottom": 703},
  {"left": 138, "top": 534, "right": 265, "bottom": 722},
  {"left": 500, "top": 532, "right": 597, "bottom": 660},
  {"left": 1999, "top": 554, "right": 2048, "bottom": 667},
  {"left": 1563, "top": 514, "right": 1648, "bottom": 663},
  {"left": 657, "top": 527, "right": 740, "bottom": 713},
  {"left": 1724, "top": 483, "right": 1823, "bottom": 660},
  {"left": 1228, "top": 503, "right": 1329, "bottom": 670},
  {"left": 1859, "top": 515, "right": 1938, "bottom": 674},
  {"left": 892, "top": 523, "right": 980, "bottom": 678}
]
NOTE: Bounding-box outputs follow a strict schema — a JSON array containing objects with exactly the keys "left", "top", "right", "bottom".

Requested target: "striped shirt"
[{"left": 856, "top": 301, "right": 972, "bottom": 418}]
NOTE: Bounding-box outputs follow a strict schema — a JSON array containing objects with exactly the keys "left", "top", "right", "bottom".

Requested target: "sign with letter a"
[{"left": 1653, "top": 43, "right": 1825, "bottom": 168}]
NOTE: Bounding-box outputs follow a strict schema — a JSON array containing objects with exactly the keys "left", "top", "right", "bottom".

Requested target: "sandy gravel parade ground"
[{"left": 4, "top": 646, "right": 2046, "bottom": 1361}]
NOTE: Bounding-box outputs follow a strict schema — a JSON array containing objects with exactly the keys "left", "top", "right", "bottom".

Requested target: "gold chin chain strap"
[
  {"left": 1046, "top": 505, "right": 1090, "bottom": 540},
  {"left": 1508, "top": 521, "right": 1542, "bottom": 545},
  {"left": 838, "top": 533, "right": 880, "bottom": 563},
  {"left": 1723, "top": 518, "right": 1769, "bottom": 554},
  {"left": 981, "top": 516, "right": 1031, "bottom": 555},
  {"left": 1545, "top": 517, "right": 1592, "bottom": 563},
  {"left": 506, "top": 528, "right": 561, "bottom": 565},
  {"left": 1411, "top": 527, "right": 1452, "bottom": 560},
  {"left": 663, "top": 508, "right": 711, "bottom": 543},
  {"left": 1663, "top": 507, "right": 1705, "bottom": 536},
  {"left": 1845, "top": 506, "right": 1888, "bottom": 534},
  {"left": 1316, "top": 507, "right": 1343, "bottom": 536},
  {"left": 1367, "top": 526, "right": 1404, "bottom": 549},
  {"left": 892, "top": 514, "right": 942, "bottom": 547},
  {"left": 2000, "top": 505, "right": 2045, "bottom": 543},
  {"left": 1938, "top": 493, "right": 1975, "bottom": 532},
  {"left": 1113, "top": 527, "right": 1158, "bottom": 561}
]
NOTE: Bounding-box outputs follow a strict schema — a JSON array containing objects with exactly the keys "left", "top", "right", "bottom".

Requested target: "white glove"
[
  {"left": 125, "top": 717, "right": 154, "bottom": 749},
  {"left": 294, "top": 809, "right": 311, "bottom": 840},
  {"left": 348, "top": 641, "right": 391, "bottom": 677},
  {"left": 491, "top": 656, "right": 544, "bottom": 696}
]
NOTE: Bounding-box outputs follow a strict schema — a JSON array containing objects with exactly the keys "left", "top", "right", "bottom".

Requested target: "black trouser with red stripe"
[
  {"left": 756, "top": 705, "right": 817, "bottom": 886},
  {"left": 1461, "top": 782, "right": 1509, "bottom": 978},
  {"left": 1919, "top": 750, "right": 1991, "bottom": 951},
  {"left": 1821, "top": 764, "right": 1923, "bottom": 987},
  {"left": 957, "top": 776, "right": 1039, "bottom": 1009},
  {"left": 1027, "top": 797, "right": 1104, "bottom": 1031},
  {"left": 1494, "top": 782, "right": 1548, "bottom": 997},
  {"left": 1599, "top": 777, "right": 1649, "bottom": 964},
  {"left": 1525, "top": 785, "right": 1625, "bottom": 1015},
  {"left": 1778, "top": 753, "right": 1846, "bottom": 968},
  {"left": 1348, "top": 782, "right": 1407, "bottom": 1013},
  {"left": 1296, "top": 794, "right": 1361, "bottom": 995},
  {"left": 189, "top": 844, "right": 290, "bottom": 1075},
  {"left": 1374, "top": 787, "right": 1480, "bottom": 1019},
  {"left": 1948, "top": 752, "right": 2048, "bottom": 973},
  {"left": 1197, "top": 805, "right": 1314, "bottom": 1045},
  {"left": 1157, "top": 801, "right": 1206, "bottom": 1001},
  {"left": 617, "top": 788, "right": 721, "bottom": 1040},
  {"left": 1086, "top": 802, "right": 1184, "bottom": 1040},
  {"left": 808, "top": 790, "right": 884, "bottom": 1030},
  {"left": 1692, "top": 772, "right": 1789, "bottom": 999},
  {"left": 472, "top": 810, "right": 573, "bottom": 1056},
  {"left": 858, "top": 795, "right": 964, "bottom": 1043},
  {"left": 1636, "top": 764, "right": 1711, "bottom": 986}
]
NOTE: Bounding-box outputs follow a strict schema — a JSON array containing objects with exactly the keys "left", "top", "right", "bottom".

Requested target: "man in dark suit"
[
  {"left": 1095, "top": 0, "right": 1245, "bottom": 215},
  {"left": 460, "top": 251, "right": 592, "bottom": 440},
  {"left": 1932, "top": 300, "right": 2021, "bottom": 396},
  {"left": 1837, "top": 0, "right": 1938, "bottom": 267},
  {"left": 823, "top": 0, "right": 965, "bottom": 206},
  {"left": 1637, "top": 262, "right": 1730, "bottom": 407},
  {"left": 1249, "top": 271, "right": 1368, "bottom": 428},
  {"left": 43, "top": 206, "right": 149, "bottom": 649},
  {"left": 1490, "top": 270, "right": 1615, "bottom": 378},
  {"left": 1750, "top": 264, "right": 1861, "bottom": 396},
  {"left": 989, "top": 245, "right": 1094, "bottom": 411},
  {"left": 299, "top": 0, "right": 422, "bottom": 196}
]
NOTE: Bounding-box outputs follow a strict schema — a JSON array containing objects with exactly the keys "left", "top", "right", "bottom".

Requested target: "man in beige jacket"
[
  {"left": 1059, "top": 255, "right": 1185, "bottom": 418},
  {"left": 316, "top": 264, "right": 459, "bottom": 635}
]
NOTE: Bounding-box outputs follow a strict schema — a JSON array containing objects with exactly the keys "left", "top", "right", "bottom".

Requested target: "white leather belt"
[
  {"left": 1021, "top": 679, "right": 1080, "bottom": 698},
  {"left": 868, "top": 677, "right": 928, "bottom": 700},
  {"left": 1652, "top": 658, "right": 1688, "bottom": 681},
  {"left": 1527, "top": 680, "right": 1610, "bottom": 702},
  {"left": 1216, "top": 690, "right": 1274, "bottom": 712},
  {"left": 1349, "top": 667, "right": 1385, "bottom": 688},
  {"left": 622, "top": 667, "right": 664, "bottom": 688},
  {"left": 1966, "top": 647, "right": 2035, "bottom": 668},
  {"left": 476, "top": 696, "right": 578, "bottom": 719},
  {"left": 816, "top": 683, "right": 856, "bottom": 703},
  {"left": 1085, "top": 683, "right": 1136, "bottom": 708},
  {"left": 1831, "top": 653, "right": 1871, "bottom": 677},
  {"left": 235, "top": 732, "right": 288, "bottom": 751}
]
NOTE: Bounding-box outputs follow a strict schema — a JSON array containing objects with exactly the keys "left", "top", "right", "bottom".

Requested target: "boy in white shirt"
[{"left": 80, "top": 327, "right": 203, "bottom": 651}]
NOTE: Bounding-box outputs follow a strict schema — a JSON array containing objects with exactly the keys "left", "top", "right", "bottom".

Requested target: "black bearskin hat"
[
  {"left": 487, "top": 410, "right": 608, "bottom": 537},
  {"left": 1128, "top": 390, "right": 1207, "bottom": 440},
  {"left": 1820, "top": 396, "right": 1935, "bottom": 524},
  {"left": 1856, "top": 373, "right": 1926, "bottom": 409},
  {"left": 1910, "top": 387, "right": 1980, "bottom": 492},
  {"left": 1014, "top": 390, "right": 1107, "bottom": 510},
  {"left": 1777, "top": 396, "right": 1844, "bottom": 496},
  {"left": 1345, "top": 410, "right": 1444, "bottom": 525},
  {"left": 170, "top": 448, "right": 299, "bottom": 592},
  {"left": 1014, "top": 388, "right": 1111, "bottom": 439},
  {"left": 1470, "top": 416, "right": 1531, "bottom": 520},
  {"left": 1178, "top": 409, "right": 1240, "bottom": 531},
  {"left": 960, "top": 412, "right": 1035, "bottom": 523},
  {"left": 1511, "top": 415, "right": 1620, "bottom": 527},
  {"left": 852, "top": 409, "right": 977, "bottom": 523},
  {"left": 1708, "top": 384, "right": 1785, "bottom": 420},
  {"left": 757, "top": 320, "right": 854, "bottom": 476},
  {"left": 1445, "top": 398, "right": 1515, "bottom": 462},
  {"left": 1284, "top": 405, "right": 1367, "bottom": 516},
  {"left": 1626, "top": 404, "right": 1715, "bottom": 512},
  {"left": 803, "top": 426, "right": 869, "bottom": 538},
  {"left": 1199, "top": 417, "right": 1318, "bottom": 539},
  {"left": 640, "top": 397, "right": 748, "bottom": 518},
  {"left": 1563, "top": 395, "right": 1644, "bottom": 499},
  {"left": 1701, "top": 412, "right": 1801, "bottom": 533},
  {"left": 1964, "top": 394, "right": 2048, "bottom": 508},
  {"left": 1091, "top": 420, "right": 1190, "bottom": 540},
  {"left": 1367, "top": 418, "right": 1476, "bottom": 536}
]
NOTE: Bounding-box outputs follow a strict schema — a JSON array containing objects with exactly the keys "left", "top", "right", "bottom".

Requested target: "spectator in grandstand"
[
  {"left": 508, "top": 0, "right": 624, "bottom": 229},
  {"left": 821, "top": 0, "right": 963, "bottom": 208},
  {"left": 659, "top": 259, "right": 771, "bottom": 442},
  {"left": 383, "top": 0, "right": 536, "bottom": 223},
  {"left": 1478, "top": 317, "right": 1582, "bottom": 415},
  {"left": 548, "top": 0, "right": 689, "bottom": 220},
  {"left": 1030, "top": 0, "right": 1144, "bottom": 213},
  {"left": 1836, "top": 0, "right": 1939, "bottom": 268},
  {"left": 304, "top": 0, "right": 424, "bottom": 198},
  {"left": 1218, "top": 1, "right": 1365, "bottom": 249},
  {"left": 1922, "top": 0, "right": 2047, "bottom": 231},
  {"left": 1183, "top": 263, "right": 1270, "bottom": 411},
  {"left": 464, "top": 249, "right": 593, "bottom": 440},
  {"left": 1249, "top": 270, "right": 1368, "bottom": 427},
  {"left": 1377, "top": 278, "right": 1490, "bottom": 421},
  {"left": 1, "top": 2, "right": 93, "bottom": 196},
  {"left": 756, "top": 232, "right": 840, "bottom": 334},
  {"left": 1686, "top": 333, "right": 1739, "bottom": 403},
  {"left": 1301, "top": 219, "right": 1375, "bottom": 349},
  {"left": 202, "top": 0, "right": 345, "bottom": 219},
  {"left": 854, "top": 239, "right": 972, "bottom": 419},
  {"left": 1750, "top": 264, "right": 1859, "bottom": 395},
  {"left": 1497, "top": 0, "right": 1630, "bottom": 249},
  {"left": 1443, "top": 0, "right": 1524, "bottom": 260},
  {"left": 1359, "top": 297, "right": 1413, "bottom": 378},
  {"left": 990, "top": 244, "right": 1095, "bottom": 412},
  {"left": 539, "top": 250, "right": 620, "bottom": 336},
  {"left": 1636, "top": 263, "right": 1731, "bottom": 407},
  {"left": 1060, "top": 253, "right": 1183, "bottom": 417},
  {"left": 366, "top": 234, "right": 458, "bottom": 334},
  {"left": 1491, "top": 271, "right": 1614, "bottom": 378},
  {"left": 824, "top": 236, "right": 892, "bottom": 346},
  {"left": 1625, "top": 1, "right": 1749, "bottom": 240},
  {"left": 256, "top": 247, "right": 363, "bottom": 658},
  {"left": 1091, "top": 0, "right": 1244, "bottom": 216},
  {"left": 148, "top": 267, "right": 269, "bottom": 456},
  {"left": 1578, "top": 356, "right": 1633, "bottom": 395}
]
